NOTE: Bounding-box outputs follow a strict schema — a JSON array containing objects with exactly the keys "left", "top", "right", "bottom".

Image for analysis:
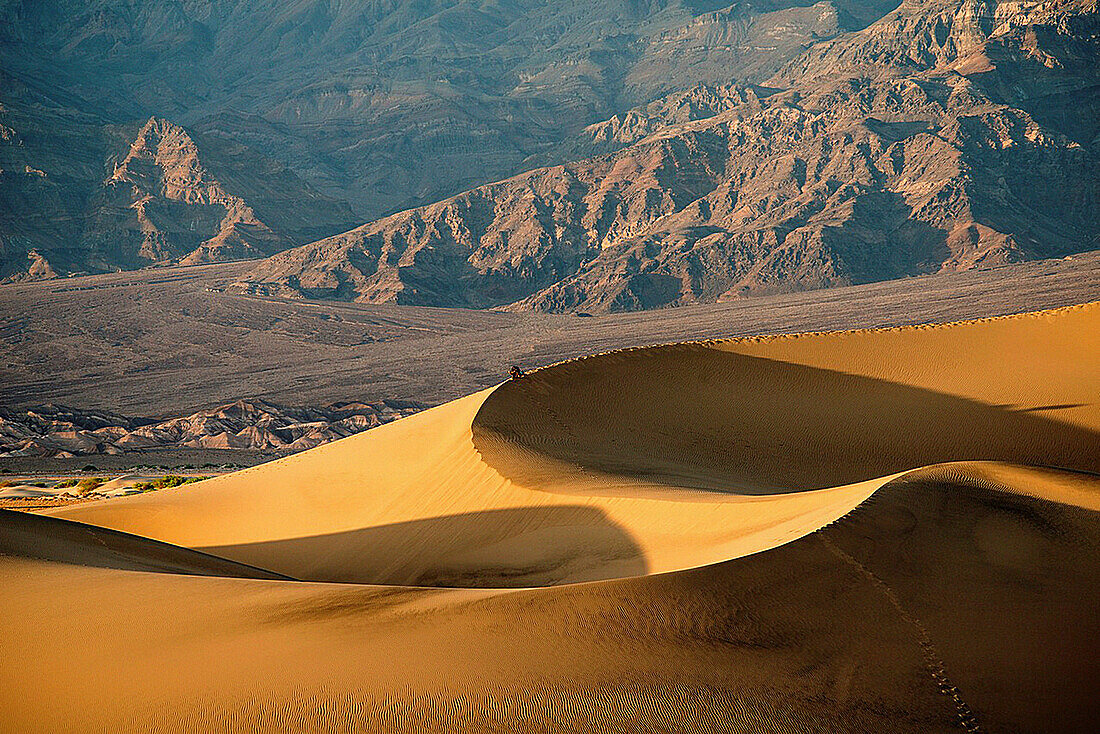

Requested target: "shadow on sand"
[
  {"left": 0, "top": 509, "right": 289, "bottom": 580},
  {"left": 473, "top": 347, "right": 1100, "bottom": 495},
  {"left": 200, "top": 504, "right": 648, "bottom": 588}
]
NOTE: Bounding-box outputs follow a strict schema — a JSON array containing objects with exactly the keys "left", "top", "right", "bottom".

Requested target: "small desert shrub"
[
  {"left": 81, "top": 464, "right": 98, "bottom": 472},
  {"left": 74, "top": 477, "right": 106, "bottom": 495},
  {"left": 130, "top": 475, "right": 211, "bottom": 493},
  {"left": 0, "top": 479, "right": 14, "bottom": 488},
  {"left": 161, "top": 474, "right": 210, "bottom": 488},
  {"left": 55, "top": 478, "right": 79, "bottom": 489}
]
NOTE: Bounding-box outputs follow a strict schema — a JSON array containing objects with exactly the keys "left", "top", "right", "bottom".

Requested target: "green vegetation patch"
[
  {"left": 131, "top": 475, "right": 211, "bottom": 493},
  {"left": 74, "top": 477, "right": 106, "bottom": 494}
]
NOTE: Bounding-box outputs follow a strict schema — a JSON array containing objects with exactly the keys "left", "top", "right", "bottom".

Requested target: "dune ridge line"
[{"left": 26, "top": 302, "right": 1096, "bottom": 589}]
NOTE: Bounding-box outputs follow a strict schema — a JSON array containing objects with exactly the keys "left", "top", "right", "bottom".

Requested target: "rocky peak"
[
  {"left": 91, "top": 116, "right": 286, "bottom": 265},
  {"left": 582, "top": 84, "right": 764, "bottom": 152}
]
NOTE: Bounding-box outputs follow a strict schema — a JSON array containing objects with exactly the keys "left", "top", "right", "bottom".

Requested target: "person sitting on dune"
[{"left": 509, "top": 365, "right": 525, "bottom": 380}]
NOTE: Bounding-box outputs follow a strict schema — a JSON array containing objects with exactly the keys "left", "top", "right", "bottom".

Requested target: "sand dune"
[
  {"left": 45, "top": 303, "right": 1100, "bottom": 586},
  {"left": 2, "top": 303, "right": 1099, "bottom": 731}
]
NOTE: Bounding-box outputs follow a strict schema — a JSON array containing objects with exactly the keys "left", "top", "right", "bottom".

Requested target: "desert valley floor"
[{"left": 2, "top": 251, "right": 1099, "bottom": 415}]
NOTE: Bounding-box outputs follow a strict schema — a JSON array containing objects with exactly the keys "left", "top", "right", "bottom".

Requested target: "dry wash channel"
[{"left": 1, "top": 304, "right": 1098, "bottom": 732}]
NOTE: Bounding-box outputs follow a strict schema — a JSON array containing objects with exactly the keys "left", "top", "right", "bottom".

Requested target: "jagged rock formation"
[
  {"left": 235, "top": 0, "right": 1100, "bottom": 312},
  {"left": 579, "top": 84, "right": 765, "bottom": 153},
  {"left": 85, "top": 117, "right": 287, "bottom": 266},
  {"left": 0, "top": 104, "right": 356, "bottom": 279},
  {"left": 0, "top": 400, "right": 424, "bottom": 458}
]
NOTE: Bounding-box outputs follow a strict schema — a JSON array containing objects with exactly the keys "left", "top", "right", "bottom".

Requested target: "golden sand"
[{"left": 2, "top": 303, "right": 1098, "bottom": 732}]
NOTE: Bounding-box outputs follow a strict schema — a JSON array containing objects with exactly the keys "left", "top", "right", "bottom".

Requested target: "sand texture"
[{"left": 2, "top": 303, "right": 1098, "bottom": 732}]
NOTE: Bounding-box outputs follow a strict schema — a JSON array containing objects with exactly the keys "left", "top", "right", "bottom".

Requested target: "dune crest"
[{"left": 42, "top": 302, "right": 1100, "bottom": 588}]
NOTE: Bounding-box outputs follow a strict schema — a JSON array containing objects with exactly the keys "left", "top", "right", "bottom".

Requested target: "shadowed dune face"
[
  {"left": 819, "top": 476, "right": 1100, "bottom": 733},
  {"left": 0, "top": 509, "right": 288, "bottom": 580},
  {"left": 473, "top": 346, "right": 1100, "bottom": 496},
  {"left": 199, "top": 506, "right": 647, "bottom": 588}
]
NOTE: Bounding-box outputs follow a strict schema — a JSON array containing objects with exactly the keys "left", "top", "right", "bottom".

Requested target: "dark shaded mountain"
[
  {"left": 0, "top": 97, "right": 356, "bottom": 279},
  {"left": 233, "top": 0, "right": 1100, "bottom": 311},
  {"left": 1, "top": 0, "right": 904, "bottom": 280},
  {"left": 83, "top": 117, "right": 356, "bottom": 268}
]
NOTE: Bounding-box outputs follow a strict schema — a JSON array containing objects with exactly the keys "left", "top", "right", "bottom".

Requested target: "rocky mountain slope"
[
  {"left": 85, "top": 117, "right": 355, "bottom": 268},
  {"left": 234, "top": 0, "right": 1100, "bottom": 311},
  {"left": 0, "top": 400, "right": 424, "bottom": 457},
  {"left": 0, "top": 98, "right": 355, "bottom": 279},
  {"left": 0, "top": 0, "right": 903, "bottom": 280},
  {"left": 2, "top": 0, "right": 1096, "bottom": 309}
]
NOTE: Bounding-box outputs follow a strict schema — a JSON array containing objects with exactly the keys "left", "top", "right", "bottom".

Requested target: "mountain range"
[{"left": 2, "top": 0, "right": 1097, "bottom": 310}]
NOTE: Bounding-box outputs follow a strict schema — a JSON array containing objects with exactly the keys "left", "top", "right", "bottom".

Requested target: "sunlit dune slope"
[
  {"left": 47, "top": 303, "right": 1100, "bottom": 587},
  {"left": 3, "top": 465, "right": 1099, "bottom": 733}
]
